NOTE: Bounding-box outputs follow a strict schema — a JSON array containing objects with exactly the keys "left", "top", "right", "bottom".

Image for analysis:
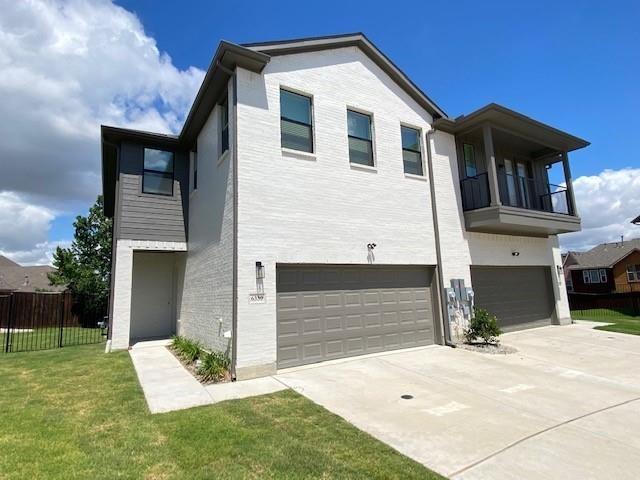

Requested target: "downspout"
[
  {"left": 425, "top": 127, "right": 456, "bottom": 347},
  {"left": 103, "top": 140, "right": 120, "bottom": 351},
  {"left": 230, "top": 71, "right": 239, "bottom": 379}
]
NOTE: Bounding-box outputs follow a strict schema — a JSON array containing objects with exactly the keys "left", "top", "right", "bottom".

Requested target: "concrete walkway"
[
  {"left": 276, "top": 323, "right": 640, "bottom": 480},
  {"left": 129, "top": 341, "right": 287, "bottom": 414}
]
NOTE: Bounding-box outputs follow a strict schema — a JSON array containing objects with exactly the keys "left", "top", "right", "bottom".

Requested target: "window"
[
  {"left": 143, "top": 148, "right": 174, "bottom": 195},
  {"left": 280, "top": 89, "right": 313, "bottom": 152},
  {"left": 600, "top": 269, "right": 607, "bottom": 283},
  {"left": 463, "top": 143, "right": 477, "bottom": 177},
  {"left": 401, "top": 126, "right": 423, "bottom": 176},
  {"left": 627, "top": 264, "right": 640, "bottom": 282},
  {"left": 583, "top": 269, "right": 607, "bottom": 284},
  {"left": 347, "top": 110, "right": 373, "bottom": 166},
  {"left": 220, "top": 96, "right": 229, "bottom": 155},
  {"left": 191, "top": 150, "right": 198, "bottom": 192}
]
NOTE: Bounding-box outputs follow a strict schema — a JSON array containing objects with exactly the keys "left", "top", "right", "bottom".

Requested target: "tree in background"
[{"left": 49, "top": 196, "right": 112, "bottom": 323}]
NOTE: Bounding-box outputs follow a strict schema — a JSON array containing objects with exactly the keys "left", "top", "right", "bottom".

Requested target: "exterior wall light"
[
  {"left": 255, "top": 261, "right": 265, "bottom": 279},
  {"left": 512, "top": 251, "right": 520, "bottom": 257}
]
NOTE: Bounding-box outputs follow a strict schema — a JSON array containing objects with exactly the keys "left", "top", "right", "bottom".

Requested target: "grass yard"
[
  {"left": 0, "top": 345, "right": 443, "bottom": 479},
  {"left": 572, "top": 309, "right": 640, "bottom": 336},
  {"left": 0, "top": 327, "right": 104, "bottom": 353}
]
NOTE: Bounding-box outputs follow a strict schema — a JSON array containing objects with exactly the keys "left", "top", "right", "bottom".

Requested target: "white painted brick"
[{"left": 177, "top": 82, "right": 235, "bottom": 354}]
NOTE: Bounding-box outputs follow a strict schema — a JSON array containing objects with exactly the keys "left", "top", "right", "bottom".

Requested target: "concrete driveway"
[{"left": 276, "top": 323, "right": 640, "bottom": 479}]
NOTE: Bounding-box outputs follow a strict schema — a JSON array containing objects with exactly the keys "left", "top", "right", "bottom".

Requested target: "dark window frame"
[
  {"left": 192, "top": 149, "right": 198, "bottom": 191},
  {"left": 220, "top": 95, "right": 229, "bottom": 156},
  {"left": 347, "top": 109, "right": 374, "bottom": 166},
  {"left": 463, "top": 143, "right": 477, "bottom": 178},
  {"left": 280, "top": 88, "right": 314, "bottom": 153},
  {"left": 142, "top": 147, "right": 174, "bottom": 196},
  {"left": 401, "top": 125, "right": 424, "bottom": 176}
]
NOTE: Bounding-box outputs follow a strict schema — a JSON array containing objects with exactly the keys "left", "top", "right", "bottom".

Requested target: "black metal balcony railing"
[
  {"left": 460, "top": 172, "right": 573, "bottom": 215},
  {"left": 460, "top": 173, "right": 491, "bottom": 211}
]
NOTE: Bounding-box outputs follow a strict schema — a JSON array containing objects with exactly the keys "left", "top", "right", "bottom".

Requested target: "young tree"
[{"left": 49, "top": 196, "right": 112, "bottom": 321}]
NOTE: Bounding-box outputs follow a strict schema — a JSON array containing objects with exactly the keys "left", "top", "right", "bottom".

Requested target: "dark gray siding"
[{"left": 116, "top": 142, "right": 189, "bottom": 243}]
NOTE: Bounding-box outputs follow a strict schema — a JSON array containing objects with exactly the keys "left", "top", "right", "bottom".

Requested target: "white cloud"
[
  {"left": 560, "top": 168, "right": 640, "bottom": 251},
  {"left": 0, "top": 0, "right": 204, "bottom": 263},
  {"left": 0, "top": 191, "right": 66, "bottom": 265}
]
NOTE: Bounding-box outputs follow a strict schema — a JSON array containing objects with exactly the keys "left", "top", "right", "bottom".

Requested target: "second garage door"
[
  {"left": 276, "top": 265, "right": 436, "bottom": 368},
  {"left": 470, "top": 266, "right": 555, "bottom": 332}
]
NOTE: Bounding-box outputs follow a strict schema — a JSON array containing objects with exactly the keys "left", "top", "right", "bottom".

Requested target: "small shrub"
[
  {"left": 197, "top": 350, "right": 230, "bottom": 383},
  {"left": 171, "top": 335, "right": 202, "bottom": 364},
  {"left": 464, "top": 308, "right": 502, "bottom": 345}
]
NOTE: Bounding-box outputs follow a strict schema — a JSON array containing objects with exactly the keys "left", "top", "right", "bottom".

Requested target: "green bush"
[
  {"left": 464, "top": 308, "right": 502, "bottom": 344},
  {"left": 197, "top": 350, "right": 231, "bottom": 383},
  {"left": 171, "top": 335, "right": 202, "bottom": 364}
]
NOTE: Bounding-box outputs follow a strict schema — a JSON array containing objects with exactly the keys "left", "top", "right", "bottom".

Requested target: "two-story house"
[
  {"left": 564, "top": 238, "right": 640, "bottom": 294},
  {"left": 102, "top": 33, "right": 587, "bottom": 379}
]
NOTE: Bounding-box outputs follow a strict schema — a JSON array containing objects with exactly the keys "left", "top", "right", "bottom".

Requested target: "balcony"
[{"left": 435, "top": 104, "right": 588, "bottom": 237}]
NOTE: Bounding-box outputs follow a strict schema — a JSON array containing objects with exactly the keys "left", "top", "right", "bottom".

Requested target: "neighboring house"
[
  {"left": 632, "top": 214, "right": 640, "bottom": 225},
  {"left": 0, "top": 255, "right": 64, "bottom": 293},
  {"left": 101, "top": 33, "right": 587, "bottom": 379},
  {"left": 565, "top": 238, "right": 640, "bottom": 294}
]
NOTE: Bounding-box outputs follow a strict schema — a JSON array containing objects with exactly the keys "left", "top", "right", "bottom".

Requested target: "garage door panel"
[
  {"left": 471, "top": 266, "right": 554, "bottom": 332},
  {"left": 277, "top": 266, "right": 435, "bottom": 368}
]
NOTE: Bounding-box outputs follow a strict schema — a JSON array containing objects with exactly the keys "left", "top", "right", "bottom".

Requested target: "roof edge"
[{"left": 244, "top": 33, "right": 448, "bottom": 119}]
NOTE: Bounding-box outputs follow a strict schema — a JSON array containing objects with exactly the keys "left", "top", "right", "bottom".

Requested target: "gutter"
[
  {"left": 425, "top": 128, "right": 456, "bottom": 348},
  {"left": 230, "top": 72, "right": 239, "bottom": 380}
]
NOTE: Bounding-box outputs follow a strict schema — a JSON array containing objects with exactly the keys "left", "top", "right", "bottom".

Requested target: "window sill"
[
  {"left": 282, "top": 148, "right": 316, "bottom": 161},
  {"left": 404, "top": 173, "right": 427, "bottom": 181},
  {"left": 350, "top": 163, "right": 377, "bottom": 173},
  {"left": 217, "top": 150, "right": 230, "bottom": 166}
]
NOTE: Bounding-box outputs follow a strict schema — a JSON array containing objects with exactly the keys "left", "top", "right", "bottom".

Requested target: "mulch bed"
[
  {"left": 458, "top": 342, "right": 517, "bottom": 355},
  {"left": 166, "top": 345, "right": 231, "bottom": 385}
]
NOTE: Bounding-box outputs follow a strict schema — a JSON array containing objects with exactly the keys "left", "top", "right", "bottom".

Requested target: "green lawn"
[
  {"left": 572, "top": 309, "right": 640, "bottom": 336},
  {"left": 0, "top": 327, "right": 104, "bottom": 353},
  {"left": 0, "top": 345, "right": 443, "bottom": 479}
]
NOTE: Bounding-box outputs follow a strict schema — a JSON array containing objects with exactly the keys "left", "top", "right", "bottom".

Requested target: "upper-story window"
[
  {"left": 143, "top": 148, "right": 174, "bottom": 195},
  {"left": 220, "top": 96, "right": 229, "bottom": 155},
  {"left": 627, "top": 264, "right": 640, "bottom": 282},
  {"left": 280, "top": 89, "right": 313, "bottom": 153},
  {"left": 463, "top": 143, "right": 477, "bottom": 177},
  {"left": 191, "top": 150, "right": 198, "bottom": 192},
  {"left": 347, "top": 110, "right": 374, "bottom": 166},
  {"left": 401, "top": 126, "right": 423, "bottom": 176}
]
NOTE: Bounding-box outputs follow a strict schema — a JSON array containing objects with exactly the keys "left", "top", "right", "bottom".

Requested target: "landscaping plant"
[
  {"left": 197, "top": 350, "right": 231, "bottom": 382},
  {"left": 464, "top": 307, "right": 502, "bottom": 344},
  {"left": 171, "top": 335, "right": 202, "bottom": 363}
]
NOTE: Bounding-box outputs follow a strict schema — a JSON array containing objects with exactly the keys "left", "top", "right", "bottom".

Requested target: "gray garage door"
[
  {"left": 276, "top": 265, "right": 436, "bottom": 368},
  {"left": 470, "top": 266, "right": 555, "bottom": 332}
]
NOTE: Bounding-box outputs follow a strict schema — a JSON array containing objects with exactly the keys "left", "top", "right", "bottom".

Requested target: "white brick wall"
[
  {"left": 234, "top": 47, "right": 439, "bottom": 375},
  {"left": 177, "top": 82, "right": 236, "bottom": 353}
]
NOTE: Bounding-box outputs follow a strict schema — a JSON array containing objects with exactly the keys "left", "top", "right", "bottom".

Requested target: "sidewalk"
[{"left": 129, "top": 340, "right": 287, "bottom": 413}]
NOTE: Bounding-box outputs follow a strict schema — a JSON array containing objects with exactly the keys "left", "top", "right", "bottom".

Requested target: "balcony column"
[
  {"left": 561, "top": 151, "right": 578, "bottom": 216},
  {"left": 483, "top": 124, "right": 502, "bottom": 207}
]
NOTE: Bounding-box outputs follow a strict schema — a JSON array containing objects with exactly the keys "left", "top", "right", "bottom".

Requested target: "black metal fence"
[
  {"left": 0, "top": 292, "right": 107, "bottom": 353},
  {"left": 569, "top": 291, "right": 640, "bottom": 319}
]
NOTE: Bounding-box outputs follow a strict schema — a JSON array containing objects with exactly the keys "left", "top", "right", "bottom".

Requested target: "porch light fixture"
[{"left": 255, "top": 261, "right": 265, "bottom": 280}]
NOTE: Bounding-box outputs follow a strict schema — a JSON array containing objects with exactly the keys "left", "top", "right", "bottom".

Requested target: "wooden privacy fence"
[
  {"left": 569, "top": 291, "right": 640, "bottom": 317},
  {"left": 0, "top": 291, "right": 107, "bottom": 353}
]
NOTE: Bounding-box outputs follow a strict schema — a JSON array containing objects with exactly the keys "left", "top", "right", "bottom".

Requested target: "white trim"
[
  {"left": 281, "top": 148, "right": 317, "bottom": 161},
  {"left": 349, "top": 163, "right": 378, "bottom": 173}
]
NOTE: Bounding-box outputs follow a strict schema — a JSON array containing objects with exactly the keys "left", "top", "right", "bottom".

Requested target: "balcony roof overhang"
[
  {"left": 464, "top": 205, "right": 582, "bottom": 237},
  {"left": 434, "top": 103, "right": 590, "bottom": 153}
]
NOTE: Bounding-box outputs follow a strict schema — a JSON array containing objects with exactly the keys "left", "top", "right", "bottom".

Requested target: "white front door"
[{"left": 130, "top": 252, "right": 175, "bottom": 341}]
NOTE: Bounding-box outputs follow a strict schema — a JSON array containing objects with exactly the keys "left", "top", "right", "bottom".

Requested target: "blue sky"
[
  {"left": 115, "top": 0, "right": 639, "bottom": 179},
  {"left": 2, "top": 0, "right": 639, "bottom": 264}
]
